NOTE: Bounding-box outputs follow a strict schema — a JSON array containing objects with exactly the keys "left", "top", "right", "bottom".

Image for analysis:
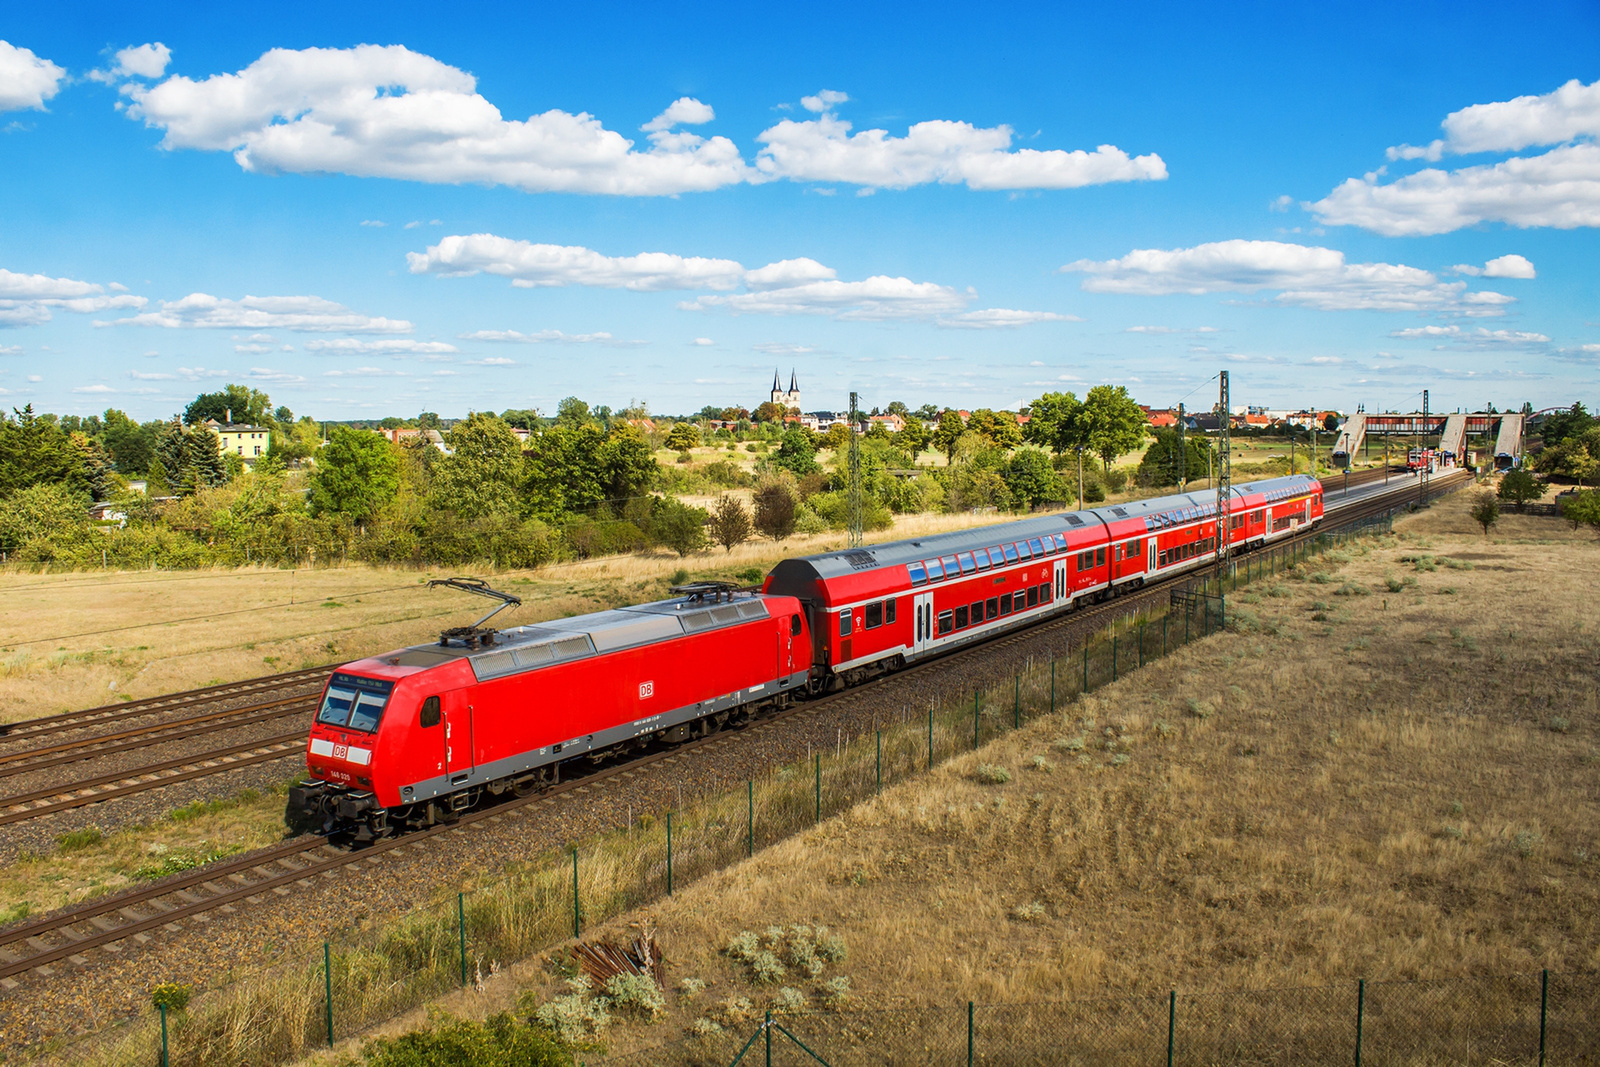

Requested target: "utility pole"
[
  {"left": 847, "top": 391, "right": 863, "bottom": 548},
  {"left": 1076, "top": 446, "right": 1084, "bottom": 510},
  {"left": 1176, "top": 403, "right": 1186, "bottom": 490},
  {"left": 1215, "top": 371, "right": 1231, "bottom": 578},
  {"left": 1421, "top": 389, "right": 1430, "bottom": 498}
]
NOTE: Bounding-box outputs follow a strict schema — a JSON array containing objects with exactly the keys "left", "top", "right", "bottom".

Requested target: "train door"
[
  {"left": 779, "top": 611, "right": 800, "bottom": 678},
  {"left": 443, "top": 691, "right": 473, "bottom": 785},
  {"left": 913, "top": 591, "right": 934, "bottom": 655},
  {"left": 1053, "top": 559, "right": 1067, "bottom": 605}
]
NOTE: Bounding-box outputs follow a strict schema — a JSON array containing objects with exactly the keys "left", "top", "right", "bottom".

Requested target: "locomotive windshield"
[{"left": 316, "top": 673, "right": 395, "bottom": 733}]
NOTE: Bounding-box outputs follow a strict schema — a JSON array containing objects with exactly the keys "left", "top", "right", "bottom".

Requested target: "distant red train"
[{"left": 288, "top": 474, "right": 1321, "bottom": 839}]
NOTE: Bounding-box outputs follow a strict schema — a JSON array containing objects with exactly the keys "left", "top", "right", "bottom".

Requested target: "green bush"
[{"left": 363, "top": 1012, "right": 571, "bottom": 1066}]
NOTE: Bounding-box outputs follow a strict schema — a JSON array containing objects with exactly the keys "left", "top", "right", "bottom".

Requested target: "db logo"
[
  {"left": 639, "top": 681, "right": 655, "bottom": 699},
  {"left": 333, "top": 744, "right": 348, "bottom": 761}
]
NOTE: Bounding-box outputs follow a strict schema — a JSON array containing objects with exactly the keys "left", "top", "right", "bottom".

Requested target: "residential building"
[{"left": 204, "top": 411, "right": 272, "bottom": 462}]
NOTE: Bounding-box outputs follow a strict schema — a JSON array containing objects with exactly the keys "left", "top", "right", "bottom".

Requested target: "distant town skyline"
[{"left": 1, "top": 1, "right": 1597, "bottom": 420}]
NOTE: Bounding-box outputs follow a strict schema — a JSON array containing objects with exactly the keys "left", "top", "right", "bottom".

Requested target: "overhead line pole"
[
  {"left": 1215, "top": 371, "right": 1231, "bottom": 579},
  {"left": 847, "top": 391, "right": 863, "bottom": 548}
]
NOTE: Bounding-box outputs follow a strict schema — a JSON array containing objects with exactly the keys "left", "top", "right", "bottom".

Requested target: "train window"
[
  {"left": 839, "top": 610, "right": 853, "bottom": 637},
  {"left": 1015, "top": 541, "right": 1032, "bottom": 561},
  {"left": 1095, "top": 547, "right": 1106, "bottom": 567},
  {"left": 886, "top": 599, "right": 897, "bottom": 624},
  {"left": 791, "top": 613, "right": 803, "bottom": 635},
  {"left": 998, "top": 595, "right": 1012, "bottom": 617},
  {"left": 908, "top": 562, "right": 928, "bottom": 586},
  {"left": 1014, "top": 591, "right": 1029, "bottom": 612},
  {"left": 1114, "top": 544, "right": 1123, "bottom": 562},
  {"left": 937, "top": 611, "right": 954, "bottom": 636},
  {"left": 1231, "top": 514, "right": 1244, "bottom": 530},
  {"left": 1039, "top": 581, "right": 1052, "bottom": 603},
  {"left": 1054, "top": 533, "right": 1069, "bottom": 551},
  {"left": 1254, "top": 509, "right": 1264, "bottom": 523},
  {"left": 941, "top": 555, "right": 960, "bottom": 578},
  {"left": 954, "top": 606, "right": 969, "bottom": 629},
  {"left": 1002, "top": 543, "right": 1020, "bottom": 563},
  {"left": 985, "top": 596, "right": 999, "bottom": 618},
  {"left": 864, "top": 602, "right": 883, "bottom": 630},
  {"left": 925, "top": 558, "right": 944, "bottom": 580},
  {"left": 1027, "top": 586, "right": 1040, "bottom": 607},
  {"left": 1027, "top": 538, "right": 1045, "bottom": 557},
  {"left": 972, "top": 548, "right": 992, "bottom": 570},
  {"left": 419, "top": 696, "right": 441, "bottom": 729},
  {"left": 957, "top": 552, "right": 976, "bottom": 574},
  {"left": 970, "top": 600, "right": 984, "bottom": 623},
  {"left": 1158, "top": 550, "right": 1168, "bottom": 567},
  {"left": 318, "top": 673, "right": 393, "bottom": 733},
  {"left": 1077, "top": 551, "right": 1090, "bottom": 570},
  {"left": 1129, "top": 538, "right": 1141, "bottom": 556}
]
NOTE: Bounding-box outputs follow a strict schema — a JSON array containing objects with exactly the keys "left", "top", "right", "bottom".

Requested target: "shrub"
[
  {"left": 363, "top": 1012, "right": 570, "bottom": 1067},
  {"left": 678, "top": 977, "right": 706, "bottom": 998},
  {"left": 150, "top": 982, "right": 193, "bottom": 1012},
  {"left": 820, "top": 975, "right": 852, "bottom": 1010},
  {"left": 1054, "top": 735, "right": 1087, "bottom": 752},
  {"left": 1514, "top": 830, "right": 1543, "bottom": 858},
  {"left": 603, "top": 974, "right": 665, "bottom": 1018},
  {"left": 1030, "top": 755, "right": 1055, "bottom": 773},
  {"left": 56, "top": 826, "right": 103, "bottom": 852},
  {"left": 690, "top": 1018, "right": 724, "bottom": 1037},
  {"left": 750, "top": 950, "right": 787, "bottom": 984},
  {"left": 771, "top": 987, "right": 807, "bottom": 1014},
  {"left": 1010, "top": 901, "right": 1045, "bottom": 922},
  {"left": 530, "top": 978, "right": 612, "bottom": 1047},
  {"left": 973, "top": 764, "right": 1011, "bottom": 784},
  {"left": 1549, "top": 716, "right": 1571, "bottom": 733}
]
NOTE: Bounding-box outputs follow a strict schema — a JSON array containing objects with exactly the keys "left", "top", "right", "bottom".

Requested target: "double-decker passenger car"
[{"left": 764, "top": 474, "right": 1321, "bottom": 685}]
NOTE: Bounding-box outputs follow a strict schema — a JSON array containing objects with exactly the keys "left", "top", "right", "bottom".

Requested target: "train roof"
[
  {"left": 367, "top": 590, "right": 778, "bottom": 683},
  {"left": 781, "top": 474, "right": 1319, "bottom": 580}
]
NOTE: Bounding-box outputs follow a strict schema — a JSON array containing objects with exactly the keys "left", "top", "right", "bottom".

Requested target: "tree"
[
  {"left": 753, "top": 478, "right": 798, "bottom": 540},
  {"left": 648, "top": 496, "right": 707, "bottom": 556},
  {"left": 309, "top": 427, "right": 400, "bottom": 522},
  {"left": 183, "top": 384, "right": 273, "bottom": 426},
  {"left": 708, "top": 495, "right": 753, "bottom": 551},
  {"left": 154, "top": 419, "right": 227, "bottom": 494},
  {"left": 1560, "top": 489, "right": 1600, "bottom": 537},
  {"left": 1135, "top": 427, "right": 1210, "bottom": 487},
  {"left": 932, "top": 410, "right": 966, "bottom": 461},
  {"left": 0, "top": 405, "right": 84, "bottom": 496},
  {"left": 886, "top": 400, "right": 909, "bottom": 417},
  {"left": 664, "top": 423, "right": 701, "bottom": 452},
  {"left": 555, "top": 397, "right": 592, "bottom": 428},
  {"left": 1534, "top": 426, "right": 1600, "bottom": 486},
  {"left": 1497, "top": 468, "right": 1541, "bottom": 512},
  {"left": 1470, "top": 490, "right": 1500, "bottom": 536},
  {"left": 896, "top": 418, "right": 930, "bottom": 458},
  {"left": 966, "top": 409, "right": 1023, "bottom": 449},
  {"left": 101, "top": 409, "right": 157, "bottom": 474},
  {"left": 1023, "top": 391, "right": 1086, "bottom": 455},
  {"left": 771, "top": 428, "right": 819, "bottom": 476},
  {"left": 431, "top": 413, "right": 524, "bottom": 519},
  {"left": 1003, "top": 448, "right": 1060, "bottom": 509},
  {"left": 1323, "top": 413, "right": 1339, "bottom": 432},
  {"left": 1538, "top": 403, "right": 1594, "bottom": 448},
  {"left": 818, "top": 422, "right": 851, "bottom": 455},
  {"left": 0, "top": 482, "right": 92, "bottom": 554},
  {"left": 752, "top": 401, "right": 788, "bottom": 424},
  {"left": 1079, "top": 385, "right": 1147, "bottom": 471}
]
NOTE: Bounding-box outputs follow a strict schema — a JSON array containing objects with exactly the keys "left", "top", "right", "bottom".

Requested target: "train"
[{"left": 287, "top": 473, "right": 1323, "bottom": 840}]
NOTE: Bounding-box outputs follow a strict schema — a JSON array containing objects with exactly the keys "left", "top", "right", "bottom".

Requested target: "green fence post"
[
  {"left": 1082, "top": 644, "right": 1088, "bottom": 693},
  {"left": 666, "top": 812, "right": 674, "bottom": 896},
  {"left": 814, "top": 753, "right": 821, "bottom": 823},
  {"left": 1185, "top": 605, "right": 1190, "bottom": 645},
  {"left": 973, "top": 691, "right": 980, "bottom": 750},
  {"left": 765, "top": 1009, "right": 773, "bottom": 1066},
  {"left": 1139, "top": 623, "right": 1145, "bottom": 668},
  {"left": 1112, "top": 634, "right": 1118, "bottom": 682},
  {"left": 458, "top": 892, "right": 468, "bottom": 986},
  {"left": 927, "top": 708, "right": 933, "bottom": 770},
  {"left": 1539, "top": 968, "right": 1548, "bottom": 1067},
  {"left": 1013, "top": 675, "right": 1020, "bottom": 729},
  {"left": 876, "top": 730, "right": 882, "bottom": 794},
  {"left": 571, "top": 848, "right": 580, "bottom": 939},
  {"left": 159, "top": 1003, "right": 169, "bottom": 1067},
  {"left": 968, "top": 1000, "right": 975, "bottom": 1066},
  {"left": 1162, "top": 615, "right": 1168, "bottom": 656},
  {"left": 747, "top": 781, "right": 754, "bottom": 857},
  {"left": 1166, "top": 990, "right": 1175, "bottom": 1067},
  {"left": 1354, "top": 978, "right": 1365, "bottom": 1067},
  {"left": 1050, "top": 660, "right": 1056, "bottom": 713},
  {"left": 324, "top": 941, "right": 334, "bottom": 1048}
]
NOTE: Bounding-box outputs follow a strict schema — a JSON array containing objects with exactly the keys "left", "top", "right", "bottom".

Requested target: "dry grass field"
[
  {"left": 326, "top": 488, "right": 1599, "bottom": 1059},
  {"left": 0, "top": 510, "right": 1014, "bottom": 727}
]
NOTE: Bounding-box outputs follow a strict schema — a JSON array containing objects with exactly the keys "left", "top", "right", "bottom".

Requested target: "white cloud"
[
  {"left": 304, "top": 338, "right": 458, "bottom": 354},
  {"left": 753, "top": 342, "right": 818, "bottom": 356},
  {"left": 1062, "top": 239, "right": 1513, "bottom": 313},
  {"left": 0, "top": 41, "right": 66, "bottom": 112},
  {"left": 247, "top": 366, "right": 306, "bottom": 383},
  {"left": 409, "top": 234, "right": 746, "bottom": 291},
  {"left": 323, "top": 365, "right": 408, "bottom": 377},
  {"left": 1322, "top": 80, "right": 1600, "bottom": 236},
  {"left": 1482, "top": 253, "right": 1537, "bottom": 279},
  {"left": 464, "top": 356, "right": 517, "bottom": 366},
  {"left": 360, "top": 219, "right": 386, "bottom": 227},
  {"left": 123, "top": 44, "right": 751, "bottom": 196},
  {"left": 0, "top": 267, "right": 147, "bottom": 326},
  {"left": 234, "top": 343, "right": 274, "bottom": 353},
  {"left": 642, "top": 97, "right": 715, "bottom": 133},
  {"left": 1389, "top": 324, "right": 1550, "bottom": 349},
  {"left": 0, "top": 344, "right": 20, "bottom": 355},
  {"left": 1125, "top": 325, "right": 1219, "bottom": 334},
  {"left": 174, "top": 366, "right": 228, "bottom": 380},
  {"left": 755, "top": 93, "right": 1166, "bottom": 190},
  {"left": 459, "top": 329, "right": 636, "bottom": 345},
  {"left": 685, "top": 275, "right": 968, "bottom": 320},
  {"left": 72, "top": 384, "right": 115, "bottom": 394},
  {"left": 1309, "top": 356, "right": 1345, "bottom": 364},
  {"left": 112, "top": 43, "right": 172, "bottom": 80},
  {"left": 743, "top": 258, "right": 836, "bottom": 290},
  {"left": 936, "top": 308, "right": 1077, "bottom": 329},
  {"left": 101, "top": 293, "right": 412, "bottom": 332},
  {"left": 690, "top": 337, "right": 714, "bottom": 346}
]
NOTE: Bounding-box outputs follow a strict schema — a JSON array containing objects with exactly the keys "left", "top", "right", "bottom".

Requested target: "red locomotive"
[{"left": 288, "top": 474, "right": 1320, "bottom": 839}]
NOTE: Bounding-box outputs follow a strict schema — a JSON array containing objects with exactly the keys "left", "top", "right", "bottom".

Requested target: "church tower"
[{"left": 771, "top": 369, "right": 800, "bottom": 410}]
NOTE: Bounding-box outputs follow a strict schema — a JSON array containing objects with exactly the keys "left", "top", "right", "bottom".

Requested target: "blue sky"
[{"left": 2, "top": 1, "right": 1597, "bottom": 421}]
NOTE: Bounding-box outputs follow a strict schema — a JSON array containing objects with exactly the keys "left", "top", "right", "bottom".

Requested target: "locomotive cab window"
[
  {"left": 791, "top": 613, "right": 803, "bottom": 635},
  {"left": 864, "top": 602, "right": 883, "bottom": 630},
  {"left": 317, "top": 673, "right": 394, "bottom": 733},
  {"left": 419, "top": 695, "right": 441, "bottom": 728}
]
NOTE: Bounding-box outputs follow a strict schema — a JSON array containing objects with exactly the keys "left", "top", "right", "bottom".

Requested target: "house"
[
  {"left": 379, "top": 427, "right": 423, "bottom": 445},
  {"left": 1146, "top": 409, "right": 1178, "bottom": 429},
  {"left": 204, "top": 411, "right": 272, "bottom": 462},
  {"left": 869, "top": 414, "right": 906, "bottom": 433}
]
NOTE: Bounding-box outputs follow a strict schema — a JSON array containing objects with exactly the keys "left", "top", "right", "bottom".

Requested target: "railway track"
[{"left": 0, "top": 471, "right": 1464, "bottom": 985}]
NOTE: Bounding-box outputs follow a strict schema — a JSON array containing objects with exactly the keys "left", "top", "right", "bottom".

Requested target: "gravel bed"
[{"left": 0, "top": 593, "right": 1173, "bottom": 1059}]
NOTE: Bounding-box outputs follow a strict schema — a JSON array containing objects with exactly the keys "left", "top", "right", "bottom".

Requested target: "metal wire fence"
[
  {"left": 67, "top": 519, "right": 1401, "bottom": 1067},
  {"left": 589, "top": 972, "right": 1600, "bottom": 1066}
]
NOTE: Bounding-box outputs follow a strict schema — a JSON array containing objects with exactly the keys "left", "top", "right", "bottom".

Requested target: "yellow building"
[{"left": 205, "top": 416, "right": 272, "bottom": 462}]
